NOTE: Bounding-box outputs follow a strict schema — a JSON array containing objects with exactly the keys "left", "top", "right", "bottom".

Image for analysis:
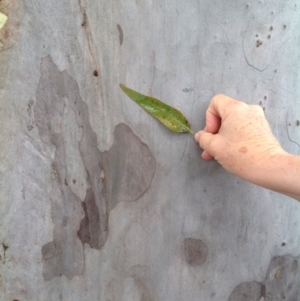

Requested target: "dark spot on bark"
[
  {"left": 184, "top": 238, "right": 208, "bottom": 266},
  {"left": 182, "top": 87, "right": 194, "bottom": 93},
  {"left": 72, "top": 179, "right": 76, "bottom": 184},
  {"left": 117, "top": 24, "right": 123, "bottom": 45},
  {"left": 41, "top": 242, "right": 55, "bottom": 260},
  {"left": 264, "top": 96, "right": 267, "bottom": 100},
  {"left": 268, "top": 34, "right": 271, "bottom": 39},
  {"left": 296, "top": 120, "right": 299, "bottom": 126},
  {"left": 256, "top": 40, "right": 263, "bottom": 47},
  {"left": 3, "top": 243, "right": 8, "bottom": 252},
  {"left": 81, "top": 12, "right": 87, "bottom": 27},
  {"left": 27, "top": 99, "right": 35, "bottom": 131},
  {"left": 259, "top": 101, "right": 262, "bottom": 105},
  {"left": 281, "top": 242, "right": 286, "bottom": 246},
  {"left": 283, "top": 24, "right": 286, "bottom": 29},
  {"left": 2, "top": 243, "right": 8, "bottom": 264},
  {"left": 36, "top": 56, "right": 156, "bottom": 280},
  {"left": 274, "top": 69, "right": 277, "bottom": 73},
  {"left": 93, "top": 70, "right": 98, "bottom": 77},
  {"left": 255, "top": 34, "right": 259, "bottom": 37},
  {"left": 270, "top": 26, "right": 273, "bottom": 31}
]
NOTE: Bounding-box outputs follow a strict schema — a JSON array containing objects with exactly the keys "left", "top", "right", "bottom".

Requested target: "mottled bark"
[{"left": 0, "top": 1, "right": 300, "bottom": 300}]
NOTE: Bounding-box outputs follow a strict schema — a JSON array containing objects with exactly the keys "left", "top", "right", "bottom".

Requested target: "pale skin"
[{"left": 195, "top": 94, "right": 300, "bottom": 202}]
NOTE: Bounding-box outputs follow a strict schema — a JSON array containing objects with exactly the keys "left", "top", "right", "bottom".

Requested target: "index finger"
[{"left": 205, "top": 94, "right": 243, "bottom": 133}]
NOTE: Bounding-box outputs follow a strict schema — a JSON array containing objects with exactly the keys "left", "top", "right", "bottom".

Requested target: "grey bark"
[{"left": 0, "top": 0, "right": 300, "bottom": 300}]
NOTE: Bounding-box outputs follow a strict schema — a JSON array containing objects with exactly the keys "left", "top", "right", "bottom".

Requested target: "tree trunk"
[{"left": 1, "top": 1, "right": 300, "bottom": 300}]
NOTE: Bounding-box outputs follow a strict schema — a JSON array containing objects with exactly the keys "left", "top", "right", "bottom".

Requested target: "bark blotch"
[
  {"left": 77, "top": 188, "right": 100, "bottom": 249},
  {"left": 35, "top": 56, "right": 84, "bottom": 281},
  {"left": 102, "top": 123, "right": 156, "bottom": 212},
  {"left": 35, "top": 56, "right": 156, "bottom": 280},
  {"left": 184, "top": 238, "right": 208, "bottom": 266},
  {"left": 228, "top": 254, "right": 300, "bottom": 300}
]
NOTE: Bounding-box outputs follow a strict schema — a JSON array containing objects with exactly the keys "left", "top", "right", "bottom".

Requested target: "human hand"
[{"left": 194, "top": 94, "right": 285, "bottom": 184}]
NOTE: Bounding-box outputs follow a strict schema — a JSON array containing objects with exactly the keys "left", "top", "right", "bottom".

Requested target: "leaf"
[
  {"left": 0, "top": 11, "right": 8, "bottom": 29},
  {"left": 120, "top": 84, "right": 193, "bottom": 134}
]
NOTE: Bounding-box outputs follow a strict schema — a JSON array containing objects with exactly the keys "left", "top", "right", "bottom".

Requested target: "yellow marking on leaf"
[{"left": 0, "top": 12, "right": 8, "bottom": 30}]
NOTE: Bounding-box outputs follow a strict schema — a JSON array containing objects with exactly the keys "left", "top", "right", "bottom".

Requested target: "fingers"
[
  {"left": 195, "top": 130, "right": 216, "bottom": 160},
  {"left": 202, "top": 150, "right": 213, "bottom": 160},
  {"left": 194, "top": 131, "right": 201, "bottom": 142},
  {"left": 205, "top": 94, "right": 235, "bottom": 134},
  {"left": 206, "top": 109, "right": 221, "bottom": 134},
  {"left": 210, "top": 94, "right": 241, "bottom": 118},
  {"left": 194, "top": 94, "right": 243, "bottom": 160}
]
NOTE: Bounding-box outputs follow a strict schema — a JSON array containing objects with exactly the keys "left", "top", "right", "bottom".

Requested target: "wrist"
[{"left": 252, "top": 151, "right": 300, "bottom": 201}]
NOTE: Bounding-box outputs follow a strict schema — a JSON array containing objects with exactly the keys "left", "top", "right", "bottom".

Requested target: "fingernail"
[{"left": 194, "top": 132, "right": 199, "bottom": 142}]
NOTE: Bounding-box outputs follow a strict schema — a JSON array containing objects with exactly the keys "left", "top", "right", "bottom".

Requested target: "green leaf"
[{"left": 120, "top": 84, "right": 193, "bottom": 134}]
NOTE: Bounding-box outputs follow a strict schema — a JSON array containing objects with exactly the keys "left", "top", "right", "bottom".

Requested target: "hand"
[{"left": 194, "top": 94, "right": 285, "bottom": 184}]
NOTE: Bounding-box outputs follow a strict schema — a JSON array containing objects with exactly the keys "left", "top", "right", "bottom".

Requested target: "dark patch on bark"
[
  {"left": 35, "top": 56, "right": 156, "bottom": 280},
  {"left": 117, "top": 24, "right": 123, "bottom": 45},
  {"left": 2, "top": 242, "right": 8, "bottom": 264},
  {"left": 260, "top": 283, "right": 266, "bottom": 298},
  {"left": 77, "top": 189, "right": 100, "bottom": 249},
  {"left": 27, "top": 99, "right": 35, "bottom": 130},
  {"left": 102, "top": 123, "right": 156, "bottom": 212},
  {"left": 228, "top": 281, "right": 261, "bottom": 300},
  {"left": 228, "top": 254, "right": 300, "bottom": 300},
  {"left": 184, "top": 238, "right": 208, "bottom": 266}
]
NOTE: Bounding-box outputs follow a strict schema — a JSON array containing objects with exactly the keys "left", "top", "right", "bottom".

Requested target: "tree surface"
[{"left": 0, "top": 1, "right": 300, "bottom": 300}]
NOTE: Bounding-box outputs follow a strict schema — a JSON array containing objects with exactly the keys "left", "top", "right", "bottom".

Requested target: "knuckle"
[
  {"left": 250, "top": 104, "right": 264, "bottom": 115},
  {"left": 211, "top": 94, "right": 229, "bottom": 105},
  {"left": 212, "top": 93, "right": 226, "bottom": 101}
]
